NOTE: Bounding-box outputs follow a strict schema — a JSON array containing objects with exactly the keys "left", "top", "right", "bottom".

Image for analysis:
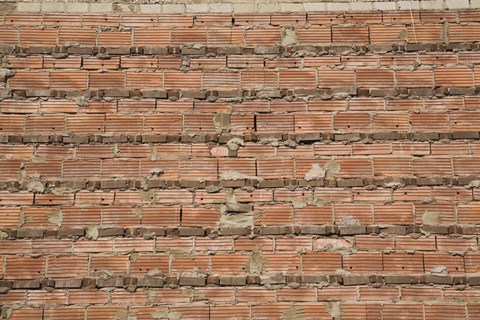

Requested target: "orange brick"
[
  {"left": 50, "top": 70, "right": 88, "bottom": 90},
  {"left": 208, "top": 28, "right": 244, "bottom": 46},
  {"left": 332, "top": 26, "right": 369, "bottom": 44},
  {"left": 302, "top": 252, "right": 342, "bottom": 274},
  {"left": 133, "top": 28, "right": 170, "bottom": 46},
  {"left": 256, "top": 114, "right": 294, "bottom": 134},
  {"left": 334, "top": 111, "right": 371, "bottom": 131},
  {"left": 410, "top": 113, "right": 449, "bottom": 131},
  {"left": 98, "top": 30, "right": 132, "bottom": 46},
  {"left": 19, "top": 28, "right": 57, "bottom": 46},
  {"left": 171, "top": 28, "right": 207, "bottom": 45},
  {"left": 369, "top": 25, "right": 407, "bottom": 44},
  {"left": 255, "top": 204, "right": 292, "bottom": 226},
  {"left": 396, "top": 69, "right": 434, "bottom": 88},
  {"left": 318, "top": 69, "right": 355, "bottom": 88},
  {"left": 89, "top": 71, "right": 126, "bottom": 89},
  {"left": 296, "top": 27, "right": 331, "bottom": 44},
  {"left": 245, "top": 28, "right": 281, "bottom": 46},
  {"left": 47, "top": 256, "right": 88, "bottom": 278},
  {"left": 257, "top": 158, "right": 294, "bottom": 179},
  {"left": 6, "top": 256, "right": 45, "bottom": 279},
  {"left": 435, "top": 67, "right": 474, "bottom": 87},
  {"left": 374, "top": 202, "right": 414, "bottom": 225},
  {"left": 181, "top": 206, "right": 219, "bottom": 227},
  {"left": 334, "top": 203, "right": 373, "bottom": 225},
  {"left": 202, "top": 71, "right": 240, "bottom": 90},
  {"left": 279, "top": 69, "right": 316, "bottom": 89},
  {"left": 9, "top": 70, "right": 49, "bottom": 89},
  {"left": 357, "top": 68, "right": 394, "bottom": 88},
  {"left": 58, "top": 28, "right": 96, "bottom": 45},
  {"left": 164, "top": 71, "right": 202, "bottom": 90}
]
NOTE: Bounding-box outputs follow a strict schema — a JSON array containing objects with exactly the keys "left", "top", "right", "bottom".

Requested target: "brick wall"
[{"left": 1, "top": 7, "right": 480, "bottom": 320}]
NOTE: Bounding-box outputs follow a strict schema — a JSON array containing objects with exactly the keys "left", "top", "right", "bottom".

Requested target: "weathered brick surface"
[{"left": 1, "top": 9, "right": 480, "bottom": 319}]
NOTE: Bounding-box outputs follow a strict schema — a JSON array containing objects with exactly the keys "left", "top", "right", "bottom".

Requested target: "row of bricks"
[
  {"left": 7, "top": 68, "right": 480, "bottom": 90},
  {"left": 1, "top": 11, "right": 480, "bottom": 27},
  {"left": 4, "top": 287, "right": 480, "bottom": 305},
  {"left": 1, "top": 201, "right": 480, "bottom": 227},
  {"left": 2, "top": 97, "right": 480, "bottom": 113},
  {"left": 0, "top": 24, "right": 479, "bottom": 47},
  {"left": 2, "top": 141, "right": 480, "bottom": 159},
  {"left": 1, "top": 112, "right": 480, "bottom": 134},
  {"left": 8, "top": 52, "right": 480, "bottom": 70},
  {"left": 1, "top": 186, "right": 479, "bottom": 205},
  {"left": 0, "top": 251, "right": 479, "bottom": 279},
  {"left": 1, "top": 156, "right": 480, "bottom": 179},
  {"left": 0, "top": 235, "right": 479, "bottom": 255},
  {"left": 4, "top": 302, "right": 480, "bottom": 320}
]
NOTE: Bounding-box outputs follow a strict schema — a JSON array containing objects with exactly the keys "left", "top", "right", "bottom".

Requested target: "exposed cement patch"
[
  {"left": 326, "top": 301, "right": 342, "bottom": 320},
  {"left": 247, "top": 249, "right": 267, "bottom": 274},
  {"left": 0, "top": 3, "right": 16, "bottom": 13},
  {"left": 140, "top": 190, "right": 156, "bottom": 204},
  {"left": 289, "top": 196, "right": 329, "bottom": 209},
  {"left": 115, "top": 310, "right": 138, "bottom": 320},
  {"left": 338, "top": 217, "right": 362, "bottom": 226},
  {"left": 282, "top": 306, "right": 305, "bottom": 320},
  {"left": 86, "top": 226, "right": 99, "bottom": 240},
  {"left": 26, "top": 178, "right": 46, "bottom": 194},
  {"left": 152, "top": 310, "right": 181, "bottom": 320},
  {"left": 0, "top": 231, "right": 9, "bottom": 239},
  {"left": 282, "top": 28, "right": 297, "bottom": 46},
  {"left": 47, "top": 210, "right": 63, "bottom": 227},
  {"left": 213, "top": 112, "right": 231, "bottom": 133},
  {"left": 220, "top": 211, "right": 255, "bottom": 227},
  {"left": 305, "top": 161, "right": 340, "bottom": 181},
  {"left": 422, "top": 211, "right": 441, "bottom": 225},
  {"left": 226, "top": 138, "right": 244, "bottom": 151},
  {"left": 219, "top": 170, "right": 260, "bottom": 181}
]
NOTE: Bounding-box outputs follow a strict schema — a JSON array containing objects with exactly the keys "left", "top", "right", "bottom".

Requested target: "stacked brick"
[{"left": 1, "top": 9, "right": 480, "bottom": 320}]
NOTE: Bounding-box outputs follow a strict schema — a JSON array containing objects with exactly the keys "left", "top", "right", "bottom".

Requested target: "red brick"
[
  {"left": 208, "top": 28, "right": 244, "bottom": 46},
  {"left": 133, "top": 28, "right": 170, "bottom": 46},
  {"left": 343, "top": 253, "right": 383, "bottom": 273},
  {"left": 370, "top": 25, "right": 407, "bottom": 44},
  {"left": 58, "top": 28, "right": 96, "bottom": 45},
  {"left": 383, "top": 252, "right": 424, "bottom": 273},
  {"left": 435, "top": 67, "right": 474, "bottom": 87},
  {"left": 211, "top": 253, "right": 248, "bottom": 274},
  {"left": 334, "top": 112, "right": 371, "bottom": 131},
  {"left": 396, "top": 69, "right": 434, "bottom": 88},
  {"left": 332, "top": 25, "right": 369, "bottom": 44},
  {"left": 334, "top": 203, "right": 373, "bottom": 225},
  {"left": 9, "top": 70, "right": 49, "bottom": 89},
  {"left": 318, "top": 69, "right": 355, "bottom": 88},
  {"left": 415, "top": 203, "right": 456, "bottom": 225},
  {"left": 245, "top": 28, "right": 281, "bottom": 46},
  {"left": 357, "top": 68, "right": 394, "bottom": 88},
  {"left": 89, "top": 71, "right": 126, "bottom": 89},
  {"left": 44, "top": 56, "right": 82, "bottom": 69},
  {"left": 374, "top": 202, "right": 414, "bottom": 225},
  {"left": 302, "top": 252, "right": 342, "bottom": 274},
  {"left": 19, "top": 28, "right": 57, "bottom": 46},
  {"left": 164, "top": 71, "right": 202, "bottom": 90},
  {"left": 296, "top": 27, "right": 331, "bottom": 44},
  {"left": 6, "top": 256, "right": 45, "bottom": 279},
  {"left": 47, "top": 256, "right": 88, "bottom": 278},
  {"left": 171, "top": 28, "right": 207, "bottom": 45}
]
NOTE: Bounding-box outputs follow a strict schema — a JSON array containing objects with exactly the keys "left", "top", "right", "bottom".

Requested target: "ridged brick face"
[{"left": 2, "top": 8, "right": 480, "bottom": 320}]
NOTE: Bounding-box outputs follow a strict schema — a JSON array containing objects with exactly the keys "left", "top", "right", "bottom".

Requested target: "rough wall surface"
[{"left": 1, "top": 7, "right": 480, "bottom": 320}]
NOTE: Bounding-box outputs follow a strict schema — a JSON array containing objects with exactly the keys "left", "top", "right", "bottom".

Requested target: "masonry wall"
[{"left": 1, "top": 3, "right": 480, "bottom": 320}]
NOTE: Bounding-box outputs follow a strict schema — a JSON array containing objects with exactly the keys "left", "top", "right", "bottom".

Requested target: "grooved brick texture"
[{"left": 1, "top": 9, "right": 480, "bottom": 320}]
